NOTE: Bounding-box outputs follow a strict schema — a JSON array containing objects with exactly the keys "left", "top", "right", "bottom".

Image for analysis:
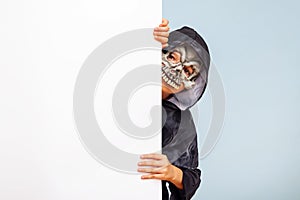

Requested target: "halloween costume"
[{"left": 161, "top": 27, "right": 210, "bottom": 200}]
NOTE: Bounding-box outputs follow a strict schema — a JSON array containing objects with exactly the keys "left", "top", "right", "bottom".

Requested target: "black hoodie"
[{"left": 161, "top": 26, "right": 210, "bottom": 200}]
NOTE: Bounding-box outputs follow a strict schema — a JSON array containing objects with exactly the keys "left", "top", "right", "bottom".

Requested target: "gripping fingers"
[
  {"left": 141, "top": 153, "right": 165, "bottom": 160},
  {"left": 160, "top": 18, "right": 169, "bottom": 27},
  {"left": 154, "top": 36, "right": 168, "bottom": 44},
  {"left": 141, "top": 173, "right": 165, "bottom": 180},
  {"left": 138, "top": 160, "right": 161, "bottom": 167},
  {"left": 137, "top": 167, "right": 163, "bottom": 173},
  {"left": 153, "top": 31, "right": 169, "bottom": 38},
  {"left": 154, "top": 26, "right": 170, "bottom": 32}
]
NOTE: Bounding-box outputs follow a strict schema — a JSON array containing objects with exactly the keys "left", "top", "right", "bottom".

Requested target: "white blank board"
[{"left": 0, "top": 0, "right": 162, "bottom": 199}]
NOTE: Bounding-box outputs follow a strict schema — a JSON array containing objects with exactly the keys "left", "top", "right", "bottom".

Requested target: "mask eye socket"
[
  {"left": 183, "top": 65, "right": 194, "bottom": 78},
  {"left": 166, "top": 52, "right": 181, "bottom": 64},
  {"left": 167, "top": 53, "right": 175, "bottom": 60}
]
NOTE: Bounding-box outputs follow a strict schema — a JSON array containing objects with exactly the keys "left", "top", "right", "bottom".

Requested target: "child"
[{"left": 138, "top": 19, "right": 210, "bottom": 200}]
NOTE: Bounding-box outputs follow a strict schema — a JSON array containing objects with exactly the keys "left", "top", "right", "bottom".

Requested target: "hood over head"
[{"left": 162, "top": 26, "right": 210, "bottom": 110}]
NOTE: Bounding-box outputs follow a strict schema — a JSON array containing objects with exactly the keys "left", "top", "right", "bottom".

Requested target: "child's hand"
[
  {"left": 138, "top": 153, "right": 183, "bottom": 189},
  {"left": 153, "top": 18, "right": 170, "bottom": 48}
]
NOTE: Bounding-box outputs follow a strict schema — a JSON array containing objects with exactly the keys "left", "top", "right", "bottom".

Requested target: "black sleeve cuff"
[{"left": 168, "top": 167, "right": 201, "bottom": 200}]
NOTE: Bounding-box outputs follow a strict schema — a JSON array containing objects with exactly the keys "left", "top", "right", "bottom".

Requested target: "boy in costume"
[{"left": 138, "top": 19, "right": 210, "bottom": 200}]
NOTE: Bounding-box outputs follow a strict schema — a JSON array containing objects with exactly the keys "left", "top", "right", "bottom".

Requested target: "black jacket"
[
  {"left": 162, "top": 100, "right": 201, "bottom": 200},
  {"left": 161, "top": 26, "right": 210, "bottom": 200}
]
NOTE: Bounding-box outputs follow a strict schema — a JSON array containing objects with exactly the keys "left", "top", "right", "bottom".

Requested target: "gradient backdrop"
[{"left": 163, "top": 0, "right": 300, "bottom": 199}]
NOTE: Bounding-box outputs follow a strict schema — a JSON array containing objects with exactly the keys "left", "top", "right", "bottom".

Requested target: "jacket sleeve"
[{"left": 168, "top": 167, "right": 201, "bottom": 200}]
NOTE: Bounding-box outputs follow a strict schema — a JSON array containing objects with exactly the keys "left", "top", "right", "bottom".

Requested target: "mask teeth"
[
  {"left": 162, "top": 71, "right": 180, "bottom": 90},
  {"left": 162, "top": 58, "right": 182, "bottom": 90},
  {"left": 162, "top": 65, "right": 168, "bottom": 71}
]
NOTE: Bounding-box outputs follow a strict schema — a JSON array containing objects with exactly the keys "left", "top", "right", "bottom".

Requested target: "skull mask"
[{"left": 162, "top": 45, "right": 202, "bottom": 90}]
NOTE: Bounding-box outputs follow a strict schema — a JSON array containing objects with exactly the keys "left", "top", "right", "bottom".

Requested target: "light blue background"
[{"left": 163, "top": 0, "right": 300, "bottom": 199}]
